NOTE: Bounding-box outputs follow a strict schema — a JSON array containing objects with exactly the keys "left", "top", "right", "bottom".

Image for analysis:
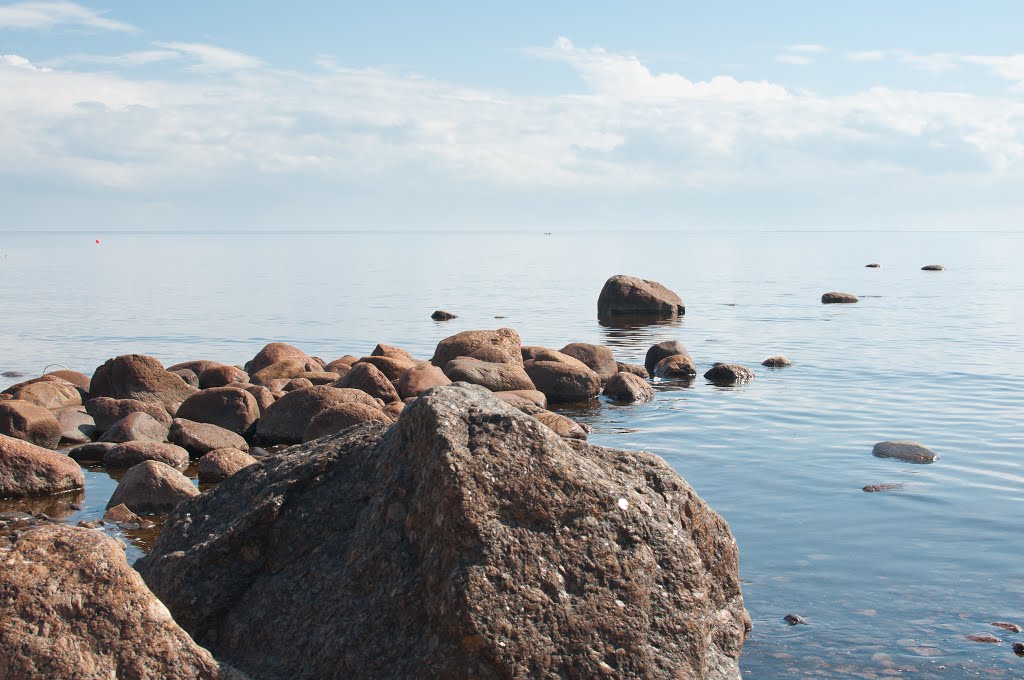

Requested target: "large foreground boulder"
[
  {"left": 137, "top": 384, "right": 750, "bottom": 680},
  {"left": 0, "top": 524, "right": 238, "bottom": 679},
  {"left": 598, "top": 275, "right": 685, "bottom": 317},
  {"left": 0, "top": 433, "right": 84, "bottom": 498}
]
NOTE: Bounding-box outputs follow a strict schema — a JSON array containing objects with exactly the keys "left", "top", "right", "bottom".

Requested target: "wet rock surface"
[
  {"left": 654, "top": 354, "right": 698, "bottom": 379},
  {"left": 645, "top": 340, "right": 691, "bottom": 376},
  {"left": 761, "top": 356, "right": 792, "bottom": 368},
  {"left": 821, "top": 291, "right": 859, "bottom": 304},
  {"left": 138, "top": 384, "right": 749, "bottom": 680},
  {"left": 602, "top": 371, "right": 655, "bottom": 403},
  {"left": 704, "top": 363, "right": 756, "bottom": 386},
  {"left": 0, "top": 524, "right": 239, "bottom": 679},
  {"left": 107, "top": 460, "right": 199, "bottom": 513}
]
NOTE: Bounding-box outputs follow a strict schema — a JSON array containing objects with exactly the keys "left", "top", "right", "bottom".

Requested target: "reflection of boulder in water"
[
  {"left": 598, "top": 313, "right": 684, "bottom": 331},
  {"left": 0, "top": 488, "right": 84, "bottom": 519},
  {"left": 138, "top": 384, "right": 750, "bottom": 680}
]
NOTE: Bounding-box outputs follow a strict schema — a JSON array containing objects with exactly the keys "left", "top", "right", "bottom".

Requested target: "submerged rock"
[
  {"left": 0, "top": 525, "right": 239, "bottom": 679},
  {"left": 431, "top": 310, "right": 457, "bottom": 320},
  {"left": 862, "top": 483, "right": 904, "bottom": 493},
  {"left": 965, "top": 634, "right": 1000, "bottom": 643},
  {"left": 598, "top": 275, "right": 685, "bottom": 317},
  {"left": 991, "top": 621, "right": 1022, "bottom": 633},
  {"left": 0, "top": 433, "right": 84, "bottom": 498},
  {"left": 921, "top": 264, "right": 945, "bottom": 271},
  {"left": 704, "top": 363, "right": 756, "bottom": 386},
  {"left": 761, "top": 356, "right": 792, "bottom": 368},
  {"left": 821, "top": 292, "right": 859, "bottom": 304},
  {"left": 654, "top": 354, "right": 698, "bottom": 379},
  {"left": 138, "top": 384, "right": 749, "bottom": 680},
  {"left": 872, "top": 441, "right": 939, "bottom": 464},
  {"left": 865, "top": 263, "right": 881, "bottom": 268},
  {"left": 784, "top": 614, "right": 808, "bottom": 626}
]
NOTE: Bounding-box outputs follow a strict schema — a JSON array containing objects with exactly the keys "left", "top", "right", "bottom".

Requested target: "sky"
[{"left": 1, "top": 1, "right": 1023, "bottom": 231}]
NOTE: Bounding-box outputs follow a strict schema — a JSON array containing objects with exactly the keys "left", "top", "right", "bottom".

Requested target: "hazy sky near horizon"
[{"left": 2, "top": 1, "right": 1023, "bottom": 231}]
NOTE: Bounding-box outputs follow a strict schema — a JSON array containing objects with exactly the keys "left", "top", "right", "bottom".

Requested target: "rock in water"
[
  {"left": 821, "top": 291, "right": 859, "bottom": 304},
  {"left": 0, "top": 524, "right": 238, "bottom": 679},
  {"left": 597, "top": 275, "right": 685, "bottom": 317},
  {"left": 0, "top": 433, "right": 85, "bottom": 498},
  {"left": 872, "top": 440, "right": 939, "bottom": 464},
  {"left": 704, "top": 363, "right": 756, "bottom": 386},
  {"left": 921, "top": 264, "right": 945, "bottom": 271},
  {"left": 138, "top": 384, "right": 750, "bottom": 680},
  {"left": 431, "top": 310, "right": 457, "bottom": 320}
]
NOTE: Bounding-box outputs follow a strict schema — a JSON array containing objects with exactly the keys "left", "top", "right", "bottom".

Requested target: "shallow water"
[{"left": 2, "top": 229, "right": 1023, "bottom": 676}]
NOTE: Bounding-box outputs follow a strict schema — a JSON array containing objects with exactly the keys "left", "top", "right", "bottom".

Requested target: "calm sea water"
[{"left": 2, "top": 229, "right": 1023, "bottom": 678}]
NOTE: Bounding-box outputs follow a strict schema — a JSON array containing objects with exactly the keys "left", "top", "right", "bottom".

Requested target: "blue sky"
[{"left": 2, "top": 1, "right": 1023, "bottom": 230}]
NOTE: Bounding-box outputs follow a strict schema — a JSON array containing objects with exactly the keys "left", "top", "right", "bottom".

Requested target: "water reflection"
[{"left": 0, "top": 489, "right": 84, "bottom": 518}]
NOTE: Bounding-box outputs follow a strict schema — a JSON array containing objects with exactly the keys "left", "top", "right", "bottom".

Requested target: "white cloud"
[
  {"left": 786, "top": 44, "right": 826, "bottom": 53},
  {"left": 153, "top": 42, "right": 262, "bottom": 71},
  {"left": 2, "top": 38, "right": 1024, "bottom": 227},
  {"left": 848, "top": 50, "right": 887, "bottom": 62},
  {"left": 0, "top": 1, "right": 135, "bottom": 32},
  {"left": 963, "top": 54, "right": 1024, "bottom": 83}
]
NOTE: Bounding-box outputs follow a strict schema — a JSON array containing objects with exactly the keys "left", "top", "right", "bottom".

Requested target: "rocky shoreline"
[{"left": 0, "top": 275, "right": 765, "bottom": 679}]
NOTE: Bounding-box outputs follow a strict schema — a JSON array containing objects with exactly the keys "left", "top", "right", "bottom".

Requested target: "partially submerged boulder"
[
  {"left": 107, "top": 460, "right": 199, "bottom": 513},
  {"left": 761, "top": 356, "right": 792, "bottom": 368},
  {"left": 654, "top": 355, "right": 698, "bottom": 379},
  {"left": 137, "top": 384, "right": 749, "bottom": 680},
  {"left": 872, "top": 440, "right": 939, "bottom": 463},
  {"left": 603, "top": 372, "right": 655, "bottom": 403},
  {"left": 523, "top": 360, "right": 601, "bottom": 404},
  {"left": 0, "top": 524, "right": 238, "bottom": 679},
  {"left": 645, "top": 340, "right": 691, "bottom": 376},
  {"left": 821, "top": 291, "right": 858, "bottom": 304},
  {"left": 598, "top": 275, "right": 685, "bottom": 317},
  {"left": 0, "top": 433, "right": 84, "bottom": 498},
  {"left": 0, "top": 400, "right": 62, "bottom": 449},
  {"left": 704, "top": 363, "right": 756, "bottom": 386}
]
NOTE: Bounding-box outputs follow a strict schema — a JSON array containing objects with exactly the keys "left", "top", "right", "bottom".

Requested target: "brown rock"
[
  {"left": 597, "top": 274, "right": 685, "bottom": 317},
  {"left": 250, "top": 358, "right": 322, "bottom": 386},
  {"left": 257, "top": 386, "right": 383, "bottom": 445},
  {"left": 0, "top": 400, "right": 62, "bottom": 448},
  {"left": 171, "top": 368, "right": 201, "bottom": 387},
  {"left": 55, "top": 409, "right": 96, "bottom": 444},
  {"left": 493, "top": 389, "right": 547, "bottom": 408},
  {"left": 303, "top": 403, "right": 392, "bottom": 442},
  {"left": 431, "top": 328, "right": 523, "bottom": 368},
  {"left": 704, "top": 363, "right": 756, "bottom": 385},
  {"left": 397, "top": 363, "right": 452, "bottom": 400},
  {"left": 245, "top": 342, "right": 316, "bottom": 376},
  {"left": 98, "top": 411, "right": 169, "bottom": 444},
  {"left": 355, "top": 355, "right": 418, "bottom": 381},
  {"left": 89, "top": 354, "right": 198, "bottom": 407},
  {"left": 103, "top": 503, "right": 143, "bottom": 524},
  {"left": 965, "top": 634, "right": 1000, "bottom": 643},
  {"left": 0, "top": 433, "right": 84, "bottom": 498},
  {"left": 0, "top": 525, "right": 237, "bottom": 679},
  {"left": 523, "top": 360, "right": 601, "bottom": 403},
  {"left": 199, "top": 365, "right": 249, "bottom": 389},
  {"left": 654, "top": 354, "right": 698, "bottom": 379},
  {"left": 242, "top": 384, "right": 275, "bottom": 415},
  {"left": 443, "top": 357, "right": 536, "bottom": 392},
  {"left": 298, "top": 372, "right": 339, "bottom": 386},
  {"left": 107, "top": 460, "right": 199, "bottom": 513},
  {"left": 68, "top": 441, "right": 118, "bottom": 463},
  {"left": 282, "top": 378, "right": 314, "bottom": 392},
  {"left": 169, "top": 418, "right": 249, "bottom": 456},
  {"left": 558, "top": 343, "right": 618, "bottom": 383},
  {"left": 43, "top": 369, "right": 91, "bottom": 392},
  {"left": 821, "top": 291, "right": 858, "bottom": 304},
  {"left": 382, "top": 401, "right": 405, "bottom": 421},
  {"left": 518, "top": 404, "right": 590, "bottom": 439},
  {"left": 616, "top": 362, "right": 649, "bottom": 379},
  {"left": 371, "top": 344, "right": 416, "bottom": 362},
  {"left": 138, "top": 384, "right": 748, "bottom": 680},
  {"left": 862, "top": 483, "right": 904, "bottom": 492},
  {"left": 336, "top": 362, "right": 401, "bottom": 403},
  {"left": 175, "top": 386, "right": 260, "bottom": 436},
  {"left": 325, "top": 356, "right": 359, "bottom": 373},
  {"left": 8, "top": 380, "right": 83, "bottom": 410},
  {"left": 431, "top": 310, "right": 457, "bottom": 320},
  {"left": 197, "top": 448, "right": 258, "bottom": 483},
  {"left": 85, "top": 396, "right": 171, "bottom": 433},
  {"left": 104, "top": 441, "right": 190, "bottom": 471},
  {"left": 645, "top": 340, "right": 692, "bottom": 375},
  {"left": 168, "top": 359, "right": 224, "bottom": 377},
  {"left": 762, "top": 356, "right": 792, "bottom": 367},
  {"left": 603, "top": 372, "right": 655, "bottom": 403},
  {"left": 991, "top": 621, "right": 1022, "bottom": 633},
  {"left": 466, "top": 345, "right": 522, "bottom": 364}
]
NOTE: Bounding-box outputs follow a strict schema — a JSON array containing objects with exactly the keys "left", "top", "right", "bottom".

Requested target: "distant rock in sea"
[
  {"left": 921, "top": 264, "right": 946, "bottom": 271},
  {"left": 872, "top": 440, "right": 938, "bottom": 463},
  {"left": 821, "top": 291, "right": 859, "bottom": 304}
]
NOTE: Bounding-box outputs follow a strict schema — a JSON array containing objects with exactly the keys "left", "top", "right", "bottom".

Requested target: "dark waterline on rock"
[{"left": 2, "top": 229, "right": 1023, "bottom": 677}]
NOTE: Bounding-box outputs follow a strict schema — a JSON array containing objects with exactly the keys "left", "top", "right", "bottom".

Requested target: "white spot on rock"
[{"left": 617, "top": 498, "right": 629, "bottom": 510}]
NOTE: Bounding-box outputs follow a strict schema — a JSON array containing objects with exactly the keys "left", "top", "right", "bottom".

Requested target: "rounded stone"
[
  {"left": 821, "top": 291, "right": 858, "bottom": 304},
  {"left": 872, "top": 440, "right": 938, "bottom": 463}
]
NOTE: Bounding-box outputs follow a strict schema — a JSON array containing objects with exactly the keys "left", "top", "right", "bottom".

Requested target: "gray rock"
[
  {"left": 55, "top": 409, "right": 97, "bottom": 444},
  {"left": 921, "top": 264, "right": 945, "bottom": 271},
  {"left": 431, "top": 310, "right": 457, "bottom": 320},
  {"left": 103, "top": 441, "right": 190, "bottom": 471},
  {"left": 197, "top": 448, "right": 258, "bottom": 483},
  {"left": 872, "top": 440, "right": 939, "bottom": 463},
  {"left": 98, "top": 412, "right": 169, "bottom": 444},
  {"left": 137, "top": 384, "right": 749, "bottom": 680},
  {"left": 169, "top": 418, "right": 249, "bottom": 456},
  {"left": 821, "top": 291, "right": 858, "bottom": 304}
]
